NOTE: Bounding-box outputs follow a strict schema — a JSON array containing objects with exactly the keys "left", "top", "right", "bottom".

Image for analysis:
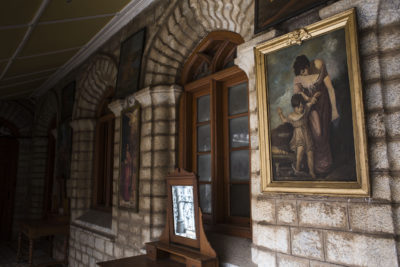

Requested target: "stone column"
[
  {"left": 69, "top": 118, "right": 96, "bottom": 220},
  {"left": 134, "top": 85, "right": 182, "bottom": 243}
]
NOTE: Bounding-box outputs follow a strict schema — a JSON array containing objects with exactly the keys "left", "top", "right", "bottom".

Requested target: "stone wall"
[{"left": 235, "top": 0, "right": 400, "bottom": 266}]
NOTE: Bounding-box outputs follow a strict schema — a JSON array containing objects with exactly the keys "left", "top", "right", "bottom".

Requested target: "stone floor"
[{"left": 0, "top": 239, "right": 63, "bottom": 267}]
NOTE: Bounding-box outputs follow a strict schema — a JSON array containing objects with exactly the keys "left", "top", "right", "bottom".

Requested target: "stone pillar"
[
  {"left": 134, "top": 85, "right": 182, "bottom": 243},
  {"left": 69, "top": 118, "right": 96, "bottom": 220}
]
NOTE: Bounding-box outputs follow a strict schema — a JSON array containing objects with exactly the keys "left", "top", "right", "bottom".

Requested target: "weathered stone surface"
[
  {"left": 276, "top": 200, "right": 297, "bottom": 225},
  {"left": 371, "top": 173, "right": 391, "bottom": 201},
  {"left": 386, "top": 111, "right": 400, "bottom": 137},
  {"left": 348, "top": 203, "right": 394, "bottom": 234},
  {"left": 309, "top": 260, "right": 344, "bottom": 267},
  {"left": 369, "top": 141, "right": 389, "bottom": 170},
  {"left": 277, "top": 253, "right": 310, "bottom": 267},
  {"left": 291, "top": 228, "right": 324, "bottom": 260},
  {"left": 325, "top": 231, "right": 397, "bottom": 266},
  {"left": 361, "top": 55, "right": 381, "bottom": 81},
  {"left": 319, "top": 0, "right": 379, "bottom": 30},
  {"left": 388, "top": 141, "right": 400, "bottom": 170},
  {"left": 298, "top": 201, "right": 348, "bottom": 229},
  {"left": 381, "top": 53, "right": 400, "bottom": 80},
  {"left": 383, "top": 80, "right": 400, "bottom": 109},
  {"left": 392, "top": 176, "right": 400, "bottom": 203},
  {"left": 360, "top": 31, "right": 378, "bottom": 56},
  {"left": 251, "top": 246, "right": 276, "bottom": 267},
  {"left": 367, "top": 111, "right": 386, "bottom": 138},
  {"left": 252, "top": 198, "right": 275, "bottom": 223},
  {"left": 253, "top": 224, "right": 289, "bottom": 253},
  {"left": 393, "top": 205, "right": 400, "bottom": 235}
]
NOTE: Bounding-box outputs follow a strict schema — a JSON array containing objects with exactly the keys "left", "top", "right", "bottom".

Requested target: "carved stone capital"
[
  {"left": 135, "top": 85, "right": 183, "bottom": 108},
  {"left": 108, "top": 99, "right": 125, "bottom": 117}
]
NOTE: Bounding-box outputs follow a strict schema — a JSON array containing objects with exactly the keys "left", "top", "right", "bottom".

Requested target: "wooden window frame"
[
  {"left": 180, "top": 56, "right": 252, "bottom": 238},
  {"left": 92, "top": 87, "right": 115, "bottom": 212}
]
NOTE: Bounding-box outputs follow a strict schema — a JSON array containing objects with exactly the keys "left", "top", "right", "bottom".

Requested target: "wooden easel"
[{"left": 146, "top": 169, "right": 218, "bottom": 267}]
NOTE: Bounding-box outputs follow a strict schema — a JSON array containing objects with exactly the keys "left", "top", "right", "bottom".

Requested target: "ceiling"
[{"left": 0, "top": 0, "right": 153, "bottom": 100}]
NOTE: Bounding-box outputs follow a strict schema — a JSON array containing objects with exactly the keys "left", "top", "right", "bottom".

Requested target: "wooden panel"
[
  {"left": 0, "top": 28, "right": 27, "bottom": 60},
  {"left": 6, "top": 49, "right": 78, "bottom": 77},
  {"left": 0, "top": 0, "right": 42, "bottom": 26},
  {"left": 20, "top": 17, "right": 112, "bottom": 56},
  {"left": 40, "top": 0, "right": 131, "bottom": 21}
]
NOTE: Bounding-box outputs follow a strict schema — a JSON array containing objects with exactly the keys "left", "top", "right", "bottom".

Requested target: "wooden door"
[{"left": 0, "top": 137, "right": 18, "bottom": 240}]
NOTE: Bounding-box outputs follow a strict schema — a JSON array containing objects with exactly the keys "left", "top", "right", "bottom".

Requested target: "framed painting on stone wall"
[
  {"left": 254, "top": 9, "right": 370, "bottom": 196},
  {"left": 166, "top": 169, "right": 200, "bottom": 248},
  {"left": 255, "top": 0, "right": 330, "bottom": 33},
  {"left": 115, "top": 28, "right": 146, "bottom": 99},
  {"left": 119, "top": 103, "right": 141, "bottom": 210}
]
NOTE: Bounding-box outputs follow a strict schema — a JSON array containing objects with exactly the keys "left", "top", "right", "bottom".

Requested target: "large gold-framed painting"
[{"left": 254, "top": 9, "right": 369, "bottom": 196}]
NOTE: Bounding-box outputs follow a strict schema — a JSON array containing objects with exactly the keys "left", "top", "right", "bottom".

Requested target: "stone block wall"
[{"left": 235, "top": 0, "right": 400, "bottom": 266}]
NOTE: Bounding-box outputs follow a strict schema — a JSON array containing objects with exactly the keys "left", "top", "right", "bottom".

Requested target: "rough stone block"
[
  {"left": 371, "top": 173, "right": 391, "bottom": 201},
  {"left": 367, "top": 112, "right": 386, "bottom": 138},
  {"left": 388, "top": 141, "right": 400, "bottom": 170},
  {"left": 383, "top": 80, "right": 400, "bottom": 109},
  {"left": 369, "top": 141, "right": 389, "bottom": 171},
  {"left": 94, "top": 237, "right": 105, "bottom": 251},
  {"left": 141, "top": 122, "right": 152, "bottom": 136},
  {"left": 276, "top": 200, "right": 297, "bottom": 225},
  {"left": 154, "top": 151, "right": 175, "bottom": 167},
  {"left": 250, "top": 149, "right": 260, "bottom": 176},
  {"left": 325, "top": 231, "right": 397, "bottom": 266},
  {"left": 381, "top": 53, "right": 400, "bottom": 80},
  {"left": 360, "top": 31, "right": 378, "bottom": 56},
  {"left": 393, "top": 205, "right": 400, "bottom": 234},
  {"left": 386, "top": 111, "right": 400, "bottom": 137},
  {"left": 291, "top": 228, "right": 324, "bottom": 260},
  {"left": 251, "top": 246, "right": 276, "bottom": 267},
  {"left": 361, "top": 55, "right": 380, "bottom": 81},
  {"left": 349, "top": 203, "right": 394, "bottom": 234},
  {"left": 153, "top": 135, "right": 174, "bottom": 151},
  {"left": 140, "top": 136, "right": 152, "bottom": 151},
  {"left": 140, "top": 152, "right": 152, "bottom": 168},
  {"left": 114, "top": 244, "right": 123, "bottom": 258},
  {"left": 253, "top": 224, "right": 289, "bottom": 253},
  {"left": 392, "top": 176, "right": 400, "bottom": 203},
  {"left": 298, "top": 201, "right": 348, "bottom": 230},
  {"left": 309, "top": 260, "right": 343, "bottom": 267},
  {"left": 252, "top": 198, "right": 275, "bottom": 223},
  {"left": 277, "top": 253, "right": 310, "bottom": 267}
]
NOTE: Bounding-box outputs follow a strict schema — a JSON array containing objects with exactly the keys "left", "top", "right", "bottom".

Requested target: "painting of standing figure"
[
  {"left": 255, "top": 9, "right": 369, "bottom": 196},
  {"left": 119, "top": 104, "right": 140, "bottom": 210}
]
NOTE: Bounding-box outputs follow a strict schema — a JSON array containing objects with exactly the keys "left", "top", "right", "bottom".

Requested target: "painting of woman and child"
[{"left": 266, "top": 28, "right": 357, "bottom": 182}]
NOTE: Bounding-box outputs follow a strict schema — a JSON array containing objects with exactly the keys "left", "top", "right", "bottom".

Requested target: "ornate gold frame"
[{"left": 254, "top": 9, "right": 369, "bottom": 196}]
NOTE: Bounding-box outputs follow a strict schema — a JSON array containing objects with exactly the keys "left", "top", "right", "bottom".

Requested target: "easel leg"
[
  {"left": 16, "top": 232, "right": 22, "bottom": 261},
  {"left": 29, "top": 238, "right": 33, "bottom": 267}
]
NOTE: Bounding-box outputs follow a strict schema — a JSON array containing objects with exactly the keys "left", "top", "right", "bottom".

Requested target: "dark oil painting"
[
  {"left": 119, "top": 105, "right": 140, "bottom": 210},
  {"left": 255, "top": 0, "right": 330, "bottom": 33},
  {"left": 115, "top": 28, "right": 146, "bottom": 99},
  {"left": 266, "top": 28, "right": 357, "bottom": 182}
]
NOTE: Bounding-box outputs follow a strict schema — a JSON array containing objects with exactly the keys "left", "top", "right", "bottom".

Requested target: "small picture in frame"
[
  {"left": 172, "top": 185, "right": 196, "bottom": 240},
  {"left": 166, "top": 169, "right": 200, "bottom": 248}
]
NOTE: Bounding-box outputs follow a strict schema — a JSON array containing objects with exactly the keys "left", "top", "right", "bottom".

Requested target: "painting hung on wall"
[
  {"left": 115, "top": 28, "right": 146, "bottom": 99},
  {"left": 255, "top": 0, "right": 330, "bottom": 33},
  {"left": 254, "top": 9, "right": 369, "bottom": 196},
  {"left": 119, "top": 104, "right": 141, "bottom": 210}
]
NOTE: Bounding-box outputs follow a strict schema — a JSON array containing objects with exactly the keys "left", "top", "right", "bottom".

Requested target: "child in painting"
[{"left": 277, "top": 93, "right": 320, "bottom": 178}]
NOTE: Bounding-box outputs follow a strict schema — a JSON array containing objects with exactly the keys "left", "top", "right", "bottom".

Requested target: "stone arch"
[
  {"left": 0, "top": 100, "right": 33, "bottom": 136},
  {"left": 143, "top": 0, "right": 254, "bottom": 87},
  {"left": 73, "top": 54, "right": 118, "bottom": 119},
  {"left": 33, "top": 90, "right": 58, "bottom": 137}
]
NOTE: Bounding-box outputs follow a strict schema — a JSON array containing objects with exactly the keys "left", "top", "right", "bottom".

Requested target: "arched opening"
[
  {"left": 0, "top": 120, "right": 19, "bottom": 241},
  {"left": 92, "top": 87, "right": 115, "bottom": 211},
  {"left": 179, "top": 31, "right": 251, "bottom": 238}
]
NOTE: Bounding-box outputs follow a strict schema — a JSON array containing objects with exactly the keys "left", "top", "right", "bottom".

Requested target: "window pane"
[
  {"left": 230, "top": 184, "right": 250, "bottom": 217},
  {"left": 229, "top": 116, "right": 249, "bottom": 148},
  {"left": 197, "top": 124, "right": 211, "bottom": 152},
  {"left": 230, "top": 150, "right": 249, "bottom": 182},
  {"left": 229, "top": 83, "right": 248, "bottom": 115},
  {"left": 198, "top": 154, "right": 211, "bottom": 182},
  {"left": 197, "top": 95, "right": 210, "bottom": 122},
  {"left": 199, "top": 184, "right": 212, "bottom": 214}
]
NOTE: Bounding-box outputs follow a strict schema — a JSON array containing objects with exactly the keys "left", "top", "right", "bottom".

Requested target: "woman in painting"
[
  {"left": 292, "top": 55, "right": 339, "bottom": 174},
  {"left": 122, "top": 143, "right": 132, "bottom": 201}
]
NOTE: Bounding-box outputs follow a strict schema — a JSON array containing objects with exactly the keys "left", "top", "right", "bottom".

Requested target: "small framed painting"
[
  {"left": 166, "top": 169, "right": 200, "bottom": 248},
  {"left": 115, "top": 28, "right": 146, "bottom": 99},
  {"left": 255, "top": 0, "right": 330, "bottom": 33},
  {"left": 119, "top": 103, "right": 141, "bottom": 210},
  {"left": 254, "top": 9, "right": 369, "bottom": 196}
]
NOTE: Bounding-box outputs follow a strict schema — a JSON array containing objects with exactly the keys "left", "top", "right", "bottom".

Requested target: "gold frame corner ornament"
[{"left": 254, "top": 8, "right": 370, "bottom": 197}]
